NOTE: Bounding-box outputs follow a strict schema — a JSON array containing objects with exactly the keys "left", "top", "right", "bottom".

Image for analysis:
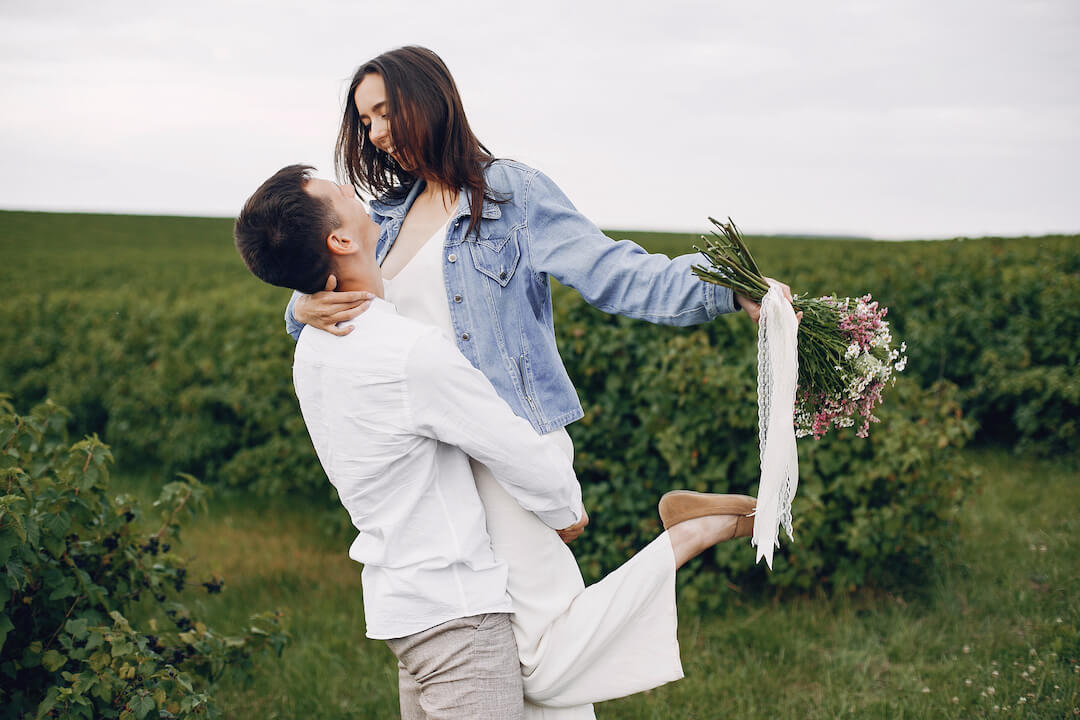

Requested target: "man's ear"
[{"left": 326, "top": 231, "right": 355, "bottom": 256}]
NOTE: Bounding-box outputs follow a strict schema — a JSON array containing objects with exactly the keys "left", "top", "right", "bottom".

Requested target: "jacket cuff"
[
  {"left": 704, "top": 281, "right": 737, "bottom": 318},
  {"left": 285, "top": 290, "right": 305, "bottom": 342}
]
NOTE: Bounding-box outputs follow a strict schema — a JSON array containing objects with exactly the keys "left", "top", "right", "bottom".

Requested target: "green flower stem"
[{"left": 692, "top": 218, "right": 851, "bottom": 396}]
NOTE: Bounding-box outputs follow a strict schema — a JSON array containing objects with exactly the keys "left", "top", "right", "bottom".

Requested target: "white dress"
[{"left": 385, "top": 221, "right": 684, "bottom": 718}]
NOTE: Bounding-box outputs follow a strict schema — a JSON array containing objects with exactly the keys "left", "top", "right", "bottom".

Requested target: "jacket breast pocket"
[{"left": 468, "top": 228, "right": 521, "bottom": 288}]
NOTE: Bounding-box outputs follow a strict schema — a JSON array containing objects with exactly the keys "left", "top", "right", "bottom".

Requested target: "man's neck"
[{"left": 333, "top": 260, "right": 385, "bottom": 299}]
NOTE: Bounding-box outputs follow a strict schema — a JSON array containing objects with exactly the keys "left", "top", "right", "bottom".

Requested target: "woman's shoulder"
[
  {"left": 484, "top": 159, "right": 571, "bottom": 208},
  {"left": 484, "top": 158, "right": 542, "bottom": 189}
]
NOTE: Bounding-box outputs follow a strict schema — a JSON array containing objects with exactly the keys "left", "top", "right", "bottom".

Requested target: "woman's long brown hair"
[{"left": 335, "top": 46, "right": 500, "bottom": 239}]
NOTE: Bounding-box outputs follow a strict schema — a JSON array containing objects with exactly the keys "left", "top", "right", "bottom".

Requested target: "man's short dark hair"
[{"left": 234, "top": 164, "right": 339, "bottom": 294}]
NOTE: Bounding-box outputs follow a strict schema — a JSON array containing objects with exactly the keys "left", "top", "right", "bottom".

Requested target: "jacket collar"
[
  {"left": 453, "top": 188, "right": 502, "bottom": 222},
  {"left": 369, "top": 180, "right": 501, "bottom": 223},
  {"left": 368, "top": 181, "right": 422, "bottom": 222}
]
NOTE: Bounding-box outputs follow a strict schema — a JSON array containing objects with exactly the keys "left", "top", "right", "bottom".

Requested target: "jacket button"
[
  {"left": 461, "top": 332, "right": 470, "bottom": 341},
  {"left": 448, "top": 253, "right": 457, "bottom": 263},
  {"left": 499, "top": 270, "right": 507, "bottom": 280},
  {"left": 453, "top": 294, "right": 462, "bottom": 303}
]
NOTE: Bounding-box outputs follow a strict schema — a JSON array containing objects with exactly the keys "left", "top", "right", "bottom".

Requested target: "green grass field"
[{"left": 3, "top": 210, "right": 1078, "bottom": 718}]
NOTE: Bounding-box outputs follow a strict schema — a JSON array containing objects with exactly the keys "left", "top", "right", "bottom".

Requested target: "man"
[{"left": 233, "top": 164, "right": 585, "bottom": 720}]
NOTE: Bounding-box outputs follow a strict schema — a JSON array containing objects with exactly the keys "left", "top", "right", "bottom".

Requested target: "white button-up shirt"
[{"left": 292, "top": 298, "right": 582, "bottom": 639}]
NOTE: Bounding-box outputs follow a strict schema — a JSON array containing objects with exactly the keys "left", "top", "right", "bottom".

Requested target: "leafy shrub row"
[
  {"left": 4, "top": 288, "right": 978, "bottom": 595},
  {"left": 4, "top": 286, "right": 319, "bottom": 499},
  {"left": 0, "top": 397, "right": 287, "bottom": 719},
  {"left": 680, "top": 233, "right": 1080, "bottom": 454},
  {"left": 556, "top": 293, "right": 977, "bottom": 593},
  {"left": 0, "top": 212, "right": 1069, "bottom": 596},
  {"left": 5, "top": 213, "right": 1076, "bottom": 453}
]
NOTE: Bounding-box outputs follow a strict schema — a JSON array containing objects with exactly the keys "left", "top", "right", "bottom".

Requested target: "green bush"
[
  {"left": 3, "top": 285, "right": 325, "bottom": 500},
  {"left": 0, "top": 211, "right": 1067, "bottom": 597},
  {"left": 631, "top": 231, "right": 1080, "bottom": 454},
  {"left": 877, "top": 238, "right": 1080, "bottom": 454},
  {"left": 554, "top": 292, "right": 978, "bottom": 594},
  {"left": 0, "top": 397, "right": 288, "bottom": 719},
  {"left": 4, "top": 213, "right": 1077, "bottom": 462}
]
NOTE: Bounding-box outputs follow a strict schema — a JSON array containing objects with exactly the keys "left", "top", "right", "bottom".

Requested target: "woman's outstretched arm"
[{"left": 522, "top": 170, "right": 735, "bottom": 326}]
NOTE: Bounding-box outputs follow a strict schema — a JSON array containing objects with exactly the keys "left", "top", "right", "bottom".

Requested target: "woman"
[{"left": 285, "top": 46, "right": 796, "bottom": 719}]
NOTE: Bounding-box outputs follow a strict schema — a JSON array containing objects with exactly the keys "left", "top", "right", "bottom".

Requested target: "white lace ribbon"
[{"left": 752, "top": 283, "right": 800, "bottom": 569}]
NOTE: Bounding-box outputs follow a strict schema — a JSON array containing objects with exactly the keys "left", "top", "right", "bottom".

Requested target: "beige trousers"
[{"left": 389, "top": 613, "right": 524, "bottom": 720}]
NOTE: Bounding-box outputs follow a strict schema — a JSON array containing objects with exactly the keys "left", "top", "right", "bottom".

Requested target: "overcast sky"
[{"left": 1, "top": 0, "right": 1077, "bottom": 238}]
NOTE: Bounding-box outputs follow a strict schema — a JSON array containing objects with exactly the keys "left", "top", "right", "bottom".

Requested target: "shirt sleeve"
[
  {"left": 285, "top": 290, "right": 305, "bottom": 341},
  {"left": 404, "top": 330, "right": 583, "bottom": 530},
  {"left": 523, "top": 170, "right": 736, "bottom": 324}
]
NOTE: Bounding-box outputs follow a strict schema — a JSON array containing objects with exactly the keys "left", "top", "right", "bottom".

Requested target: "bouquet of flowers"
[
  {"left": 692, "top": 218, "right": 907, "bottom": 439},
  {"left": 691, "top": 217, "right": 907, "bottom": 567}
]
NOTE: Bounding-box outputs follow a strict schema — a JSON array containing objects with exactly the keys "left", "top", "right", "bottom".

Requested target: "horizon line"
[{"left": 1, "top": 205, "right": 1077, "bottom": 244}]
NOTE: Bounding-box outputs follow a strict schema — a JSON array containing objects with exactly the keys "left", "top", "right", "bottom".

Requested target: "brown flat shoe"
[{"left": 658, "top": 491, "right": 757, "bottom": 539}]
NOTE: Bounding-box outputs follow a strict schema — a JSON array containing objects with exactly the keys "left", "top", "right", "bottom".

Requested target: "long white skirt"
[{"left": 471, "top": 429, "right": 684, "bottom": 719}]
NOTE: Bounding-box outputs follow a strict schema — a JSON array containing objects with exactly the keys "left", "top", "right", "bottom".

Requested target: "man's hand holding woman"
[{"left": 294, "top": 275, "right": 374, "bottom": 336}]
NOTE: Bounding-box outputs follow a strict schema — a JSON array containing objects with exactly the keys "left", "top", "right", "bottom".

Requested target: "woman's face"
[{"left": 353, "top": 73, "right": 401, "bottom": 163}]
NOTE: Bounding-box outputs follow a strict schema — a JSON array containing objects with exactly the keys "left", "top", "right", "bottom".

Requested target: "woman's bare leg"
[{"left": 667, "top": 515, "right": 740, "bottom": 569}]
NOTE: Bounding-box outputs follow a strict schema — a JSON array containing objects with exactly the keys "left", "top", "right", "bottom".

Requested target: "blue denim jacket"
[{"left": 286, "top": 159, "right": 736, "bottom": 433}]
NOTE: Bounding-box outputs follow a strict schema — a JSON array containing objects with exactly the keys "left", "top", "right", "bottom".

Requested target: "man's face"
[{"left": 304, "top": 178, "right": 379, "bottom": 252}]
